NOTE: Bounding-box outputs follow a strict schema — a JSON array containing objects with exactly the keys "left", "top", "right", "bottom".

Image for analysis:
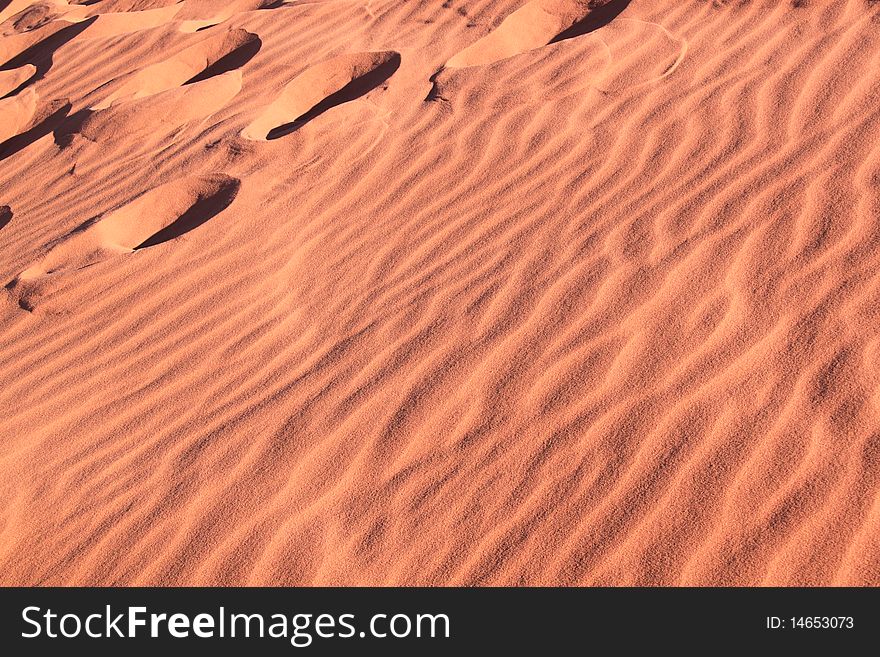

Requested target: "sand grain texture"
[{"left": 1, "top": 0, "right": 880, "bottom": 586}]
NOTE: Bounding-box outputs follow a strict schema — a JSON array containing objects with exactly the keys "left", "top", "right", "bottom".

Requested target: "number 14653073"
[{"left": 766, "top": 616, "right": 854, "bottom": 630}]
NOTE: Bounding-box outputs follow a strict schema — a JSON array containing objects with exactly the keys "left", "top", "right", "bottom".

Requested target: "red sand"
[{"left": 1, "top": 0, "right": 880, "bottom": 585}]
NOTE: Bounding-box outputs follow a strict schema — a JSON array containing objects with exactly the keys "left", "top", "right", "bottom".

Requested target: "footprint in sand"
[
  {"left": 0, "top": 0, "right": 77, "bottom": 28},
  {"left": 6, "top": 173, "right": 240, "bottom": 311},
  {"left": 1, "top": 0, "right": 89, "bottom": 27},
  {"left": 241, "top": 50, "right": 400, "bottom": 141},
  {"left": 588, "top": 16, "right": 687, "bottom": 93},
  {"left": 431, "top": 0, "right": 683, "bottom": 100},
  {"left": 73, "top": 69, "right": 242, "bottom": 143},
  {"left": 93, "top": 28, "right": 260, "bottom": 109},
  {"left": 0, "top": 0, "right": 32, "bottom": 25},
  {"left": 443, "top": 0, "right": 620, "bottom": 69},
  {"left": 0, "top": 62, "right": 36, "bottom": 97},
  {"left": 0, "top": 1, "right": 66, "bottom": 36}
]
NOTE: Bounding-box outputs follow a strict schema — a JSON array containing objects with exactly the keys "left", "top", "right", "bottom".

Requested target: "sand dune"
[{"left": 1, "top": 0, "right": 880, "bottom": 587}]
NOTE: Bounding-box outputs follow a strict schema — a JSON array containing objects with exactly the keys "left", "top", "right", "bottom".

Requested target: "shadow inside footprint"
[
  {"left": 184, "top": 36, "right": 262, "bottom": 85},
  {"left": 266, "top": 52, "right": 400, "bottom": 140},
  {"left": 135, "top": 179, "right": 240, "bottom": 249},
  {"left": 0, "top": 205, "right": 11, "bottom": 231},
  {"left": 549, "top": 0, "right": 632, "bottom": 43}
]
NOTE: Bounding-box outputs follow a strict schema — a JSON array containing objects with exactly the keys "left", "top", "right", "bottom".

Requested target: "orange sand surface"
[{"left": 1, "top": 0, "right": 880, "bottom": 586}]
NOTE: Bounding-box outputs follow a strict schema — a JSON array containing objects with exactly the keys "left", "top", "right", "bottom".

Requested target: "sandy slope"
[{"left": 1, "top": 0, "right": 879, "bottom": 586}]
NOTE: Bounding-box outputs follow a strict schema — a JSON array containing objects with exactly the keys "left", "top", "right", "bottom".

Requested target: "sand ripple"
[{"left": 1, "top": 0, "right": 879, "bottom": 586}]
